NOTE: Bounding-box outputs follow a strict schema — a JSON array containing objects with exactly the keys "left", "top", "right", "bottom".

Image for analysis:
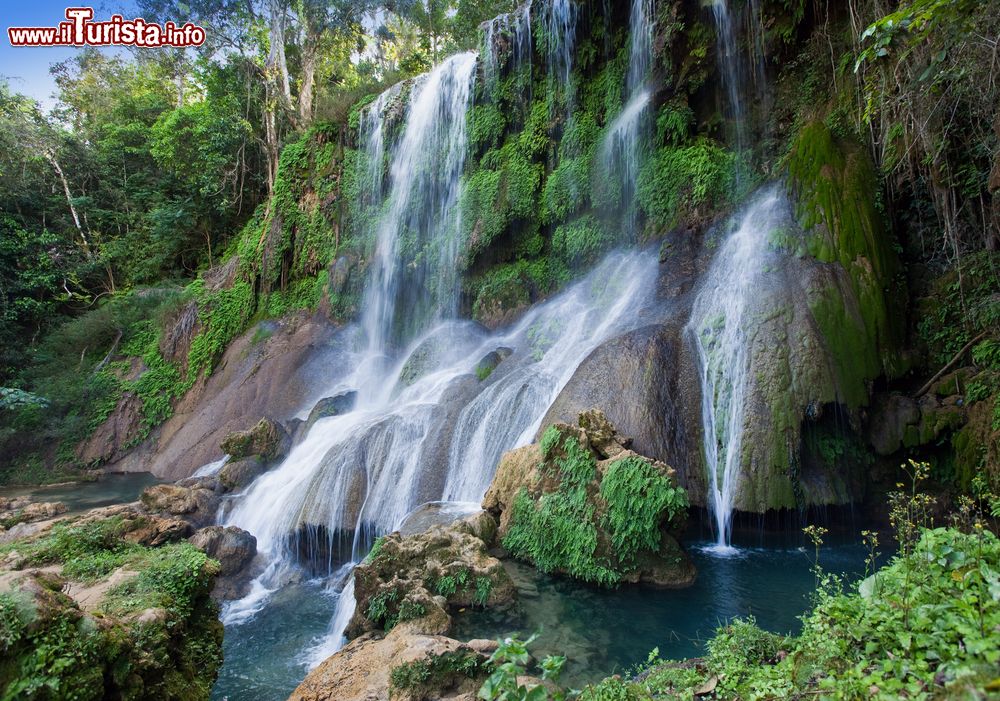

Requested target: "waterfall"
[
  {"left": 540, "top": 0, "right": 576, "bottom": 90},
  {"left": 482, "top": 1, "right": 533, "bottom": 90},
  {"left": 218, "top": 37, "right": 663, "bottom": 663},
  {"left": 686, "top": 187, "right": 783, "bottom": 550},
  {"left": 360, "top": 52, "right": 477, "bottom": 357},
  {"left": 598, "top": 0, "right": 654, "bottom": 237},
  {"left": 710, "top": 0, "right": 747, "bottom": 156}
]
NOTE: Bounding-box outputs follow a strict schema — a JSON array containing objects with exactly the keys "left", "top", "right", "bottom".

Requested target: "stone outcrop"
[
  {"left": 290, "top": 628, "right": 489, "bottom": 701},
  {"left": 0, "top": 506, "right": 223, "bottom": 700},
  {"left": 346, "top": 512, "right": 515, "bottom": 640},
  {"left": 140, "top": 483, "right": 219, "bottom": 528},
  {"left": 484, "top": 410, "right": 696, "bottom": 588},
  {"left": 219, "top": 417, "right": 291, "bottom": 462}
]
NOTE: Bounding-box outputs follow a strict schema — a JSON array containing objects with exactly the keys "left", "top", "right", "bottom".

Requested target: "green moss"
[
  {"left": 787, "top": 120, "right": 903, "bottom": 404},
  {"left": 390, "top": 650, "right": 491, "bottom": 695},
  {"left": 637, "top": 139, "right": 742, "bottom": 233}
]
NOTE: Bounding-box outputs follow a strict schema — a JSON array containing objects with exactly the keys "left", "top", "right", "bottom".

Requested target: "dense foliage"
[
  {"left": 0, "top": 517, "right": 222, "bottom": 700},
  {"left": 503, "top": 426, "right": 688, "bottom": 586}
]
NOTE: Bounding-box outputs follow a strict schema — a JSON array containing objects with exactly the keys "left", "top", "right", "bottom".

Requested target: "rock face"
[
  {"left": 0, "top": 506, "right": 223, "bottom": 700},
  {"left": 346, "top": 512, "right": 515, "bottom": 640},
  {"left": 95, "top": 311, "right": 343, "bottom": 480},
  {"left": 484, "top": 410, "right": 696, "bottom": 588},
  {"left": 290, "top": 629, "right": 489, "bottom": 701}
]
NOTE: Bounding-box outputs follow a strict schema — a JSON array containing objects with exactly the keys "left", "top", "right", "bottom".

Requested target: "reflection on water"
[
  {"left": 0, "top": 472, "right": 160, "bottom": 515},
  {"left": 212, "top": 526, "right": 878, "bottom": 697}
]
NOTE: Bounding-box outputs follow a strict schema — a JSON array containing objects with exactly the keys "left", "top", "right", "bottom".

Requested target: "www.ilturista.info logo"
[{"left": 8, "top": 7, "right": 206, "bottom": 47}]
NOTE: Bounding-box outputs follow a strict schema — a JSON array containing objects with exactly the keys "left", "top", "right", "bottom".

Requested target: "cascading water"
[
  {"left": 599, "top": 0, "right": 654, "bottom": 237},
  {"left": 482, "top": 1, "right": 533, "bottom": 90},
  {"left": 218, "top": 37, "right": 664, "bottom": 665},
  {"left": 686, "top": 187, "right": 784, "bottom": 550},
  {"left": 360, "top": 52, "right": 477, "bottom": 356},
  {"left": 710, "top": 0, "right": 747, "bottom": 156},
  {"left": 221, "top": 51, "right": 479, "bottom": 624}
]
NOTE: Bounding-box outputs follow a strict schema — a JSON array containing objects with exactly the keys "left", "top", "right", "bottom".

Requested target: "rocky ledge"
[{"left": 0, "top": 500, "right": 224, "bottom": 699}]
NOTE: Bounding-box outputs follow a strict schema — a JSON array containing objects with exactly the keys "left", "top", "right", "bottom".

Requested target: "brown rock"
[
  {"left": 289, "top": 629, "right": 488, "bottom": 701},
  {"left": 218, "top": 455, "right": 268, "bottom": 491},
  {"left": 189, "top": 526, "right": 257, "bottom": 576},
  {"left": 140, "top": 484, "right": 218, "bottom": 527},
  {"left": 220, "top": 417, "right": 290, "bottom": 462}
]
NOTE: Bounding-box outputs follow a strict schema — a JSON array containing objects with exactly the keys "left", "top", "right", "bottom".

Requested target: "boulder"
[
  {"left": 346, "top": 514, "right": 515, "bottom": 640},
  {"left": 218, "top": 455, "right": 268, "bottom": 491},
  {"left": 289, "top": 629, "right": 489, "bottom": 701},
  {"left": 219, "top": 417, "right": 291, "bottom": 462},
  {"left": 189, "top": 525, "right": 257, "bottom": 576},
  {"left": 305, "top": 391, "right": 358, "bottom": 428},
  {"left": 140, "top": 484, "right": 219, "bottom": 528},
  {"left": 484, "top": 410, "right": 695, "bottom": 588}
]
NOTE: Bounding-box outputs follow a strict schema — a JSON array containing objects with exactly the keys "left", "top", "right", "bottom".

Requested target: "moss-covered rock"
[
  {"left": 346, "top": 513, "right": 515, "bottom": 640},
  {"left": 0, "top": 508, "right": 223, "bottom": 700},
  {"left": 483, "top": 410, "right": 694, "bottom": 587},
  {"left": 219, "top": 416, "right": 290, "bottom": 462}
]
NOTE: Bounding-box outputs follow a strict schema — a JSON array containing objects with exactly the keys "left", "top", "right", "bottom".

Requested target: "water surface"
[
  {"left": 212, "top": 528, "right": 876, "bottom": 697},
  {"left": 0, "top": 472, "right": 160, "bottom": 514}
]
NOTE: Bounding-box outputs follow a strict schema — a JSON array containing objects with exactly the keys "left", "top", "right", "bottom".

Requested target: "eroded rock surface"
[{"left": 346, "top": 512, "right": 514, "bottom": 640}]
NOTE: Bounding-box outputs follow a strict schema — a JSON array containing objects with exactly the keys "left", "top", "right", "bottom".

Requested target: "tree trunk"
[
  {"left": 45, "top": 150, "right": 92, "bottom": 257},
  {"left": 299, "top": 41, "right": 317, "bottom": 125}
]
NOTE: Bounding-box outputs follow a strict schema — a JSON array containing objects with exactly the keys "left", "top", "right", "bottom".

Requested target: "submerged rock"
[{"left": 483, "top": 410, "right": 695, "bottom": 588}]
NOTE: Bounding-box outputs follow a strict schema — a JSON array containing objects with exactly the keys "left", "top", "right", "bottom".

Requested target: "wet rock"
[
  {"left": 474, "top": 347, "right": 513, "bottom": 381},
  {"left": 290, "top": 629, "right": 489, "bottom": 701},
  {"left": 75, "top": 391, "right": 146, "bottom": 465},
  {"left": 346, "top": 515, "right": 515, "bottom": 640},
  {"left": 219, "top": 417, "right": 291, "bottom": 462},
  {"left": 305, "top": 391, "right": 358, "bottom": 429},
  {"left": 218, "top": 455, "right": 268, "bottom": 491},
  {"left": 189, "top": 525, "right": 257, "bottom": 576},
  {"left": 868, "top": 393, "right": 921, "bottom": 455}
]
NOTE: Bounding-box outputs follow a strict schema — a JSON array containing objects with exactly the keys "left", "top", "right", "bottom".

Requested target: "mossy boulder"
[
  {"left": 0, "top": 509, "right": 223, "bottom": 700},
  {"left": 483, "top": 410, "right": 695, "bottom": 588},
  {"left": 346, "top": 513, "right": 515, "bottom": 640},
  {"left": 219, "top": 417, "right": 291, "bottom": 462}
]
